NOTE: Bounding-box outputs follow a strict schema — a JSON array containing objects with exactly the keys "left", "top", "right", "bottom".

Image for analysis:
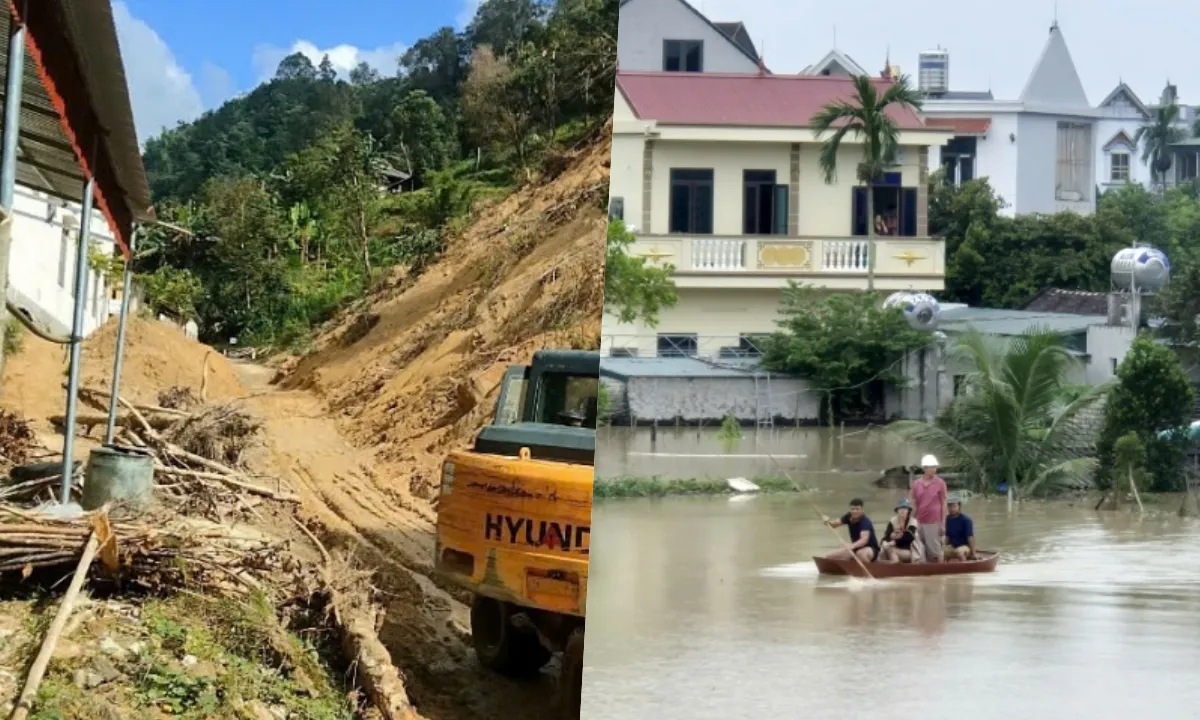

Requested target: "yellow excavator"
[{"left": 433, "top": 350, "right": 597, "bottom": 718}]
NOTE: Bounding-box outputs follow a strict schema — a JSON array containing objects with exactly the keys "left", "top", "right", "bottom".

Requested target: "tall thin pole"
[
  {"left": 0, "top": 11, "right": 26, "bottom": 390},
  {"left": 60, "top": 179, "right": 95, "bottom": 504},
  {"left": 0, "top": 13, "right": 24, "bottom": 210},
  {"left": 104, "top": 229, "right": 136, "bottom": 445}
]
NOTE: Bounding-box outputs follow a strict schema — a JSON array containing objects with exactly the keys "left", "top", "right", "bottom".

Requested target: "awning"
[
  {"left": 2, "top": 0, "right": 152, "bottom": 257},
  {"left": 924, "top": 117, "right": 992, "bottom": 136}
]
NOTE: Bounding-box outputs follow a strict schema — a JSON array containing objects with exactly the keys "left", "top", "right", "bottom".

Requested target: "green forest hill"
[{"left": 134, "top": 0, "right": 615, "bottom": 349}]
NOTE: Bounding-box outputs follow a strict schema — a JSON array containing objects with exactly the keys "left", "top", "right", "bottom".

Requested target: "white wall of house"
[
  {"left": 603, "top": 287, "right": 784, "bottom": 357},
  {"left": 1016, "top": 113, "right": 1095, "bottom": 215},
  {"left": 974, "top": 113, "right": 1020, "bottom": 212},
  {"left": 7, "top": 185, "right": 116, "bottom": 338},
  {"left": 617, "top": 0, "right": 759, "bottom": 73},
  {"left": 1085, "top": 324, "right": 1136, "bottom": 384}
]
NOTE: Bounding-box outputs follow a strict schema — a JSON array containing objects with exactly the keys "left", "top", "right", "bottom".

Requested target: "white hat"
[{"left": 920, "top": 454, "right": 939, "bottom": 468}]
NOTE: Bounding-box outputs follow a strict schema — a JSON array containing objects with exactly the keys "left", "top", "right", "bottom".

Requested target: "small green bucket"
[{"left": 82, "top": 444, "right": 154, "bottom": 512}]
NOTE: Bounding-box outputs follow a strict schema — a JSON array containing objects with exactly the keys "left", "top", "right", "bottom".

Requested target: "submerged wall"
[{"left": 605, "top": 375, "right": 819, "bottom": 424}]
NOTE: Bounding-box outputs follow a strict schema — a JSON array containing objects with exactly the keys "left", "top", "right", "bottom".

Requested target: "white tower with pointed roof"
[{"left": 919, "top": 22, "right": 1098, "bottom": 216}]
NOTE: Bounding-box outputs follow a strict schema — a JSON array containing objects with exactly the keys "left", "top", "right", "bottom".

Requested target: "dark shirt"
[
  {"left": 945, "top": 513, "right": 974, "bottom": 548},
  {"left": 840, "top": 513, "right": 879, "bottom": 556},
  {"left": 883, "top": 521, "right": 915, "bottom": 549}
]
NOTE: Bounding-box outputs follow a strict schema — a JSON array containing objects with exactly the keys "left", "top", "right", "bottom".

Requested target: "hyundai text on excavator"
[{"left": 433, "top": 350, "right": 597, "bottom": 718}]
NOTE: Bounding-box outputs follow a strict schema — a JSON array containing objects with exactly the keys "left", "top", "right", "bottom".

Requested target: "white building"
[
  {"left": 916, "top": 23, "right": 1098, "bottom": 216},
  {"left": 617, "top": 0, "right": 762, "bottom": 74},
  {"left": 7, "top": 185, "right": 117, "bottom": 338},
  {"left": 1094, "top": 82, "right": 1199, "bottom": 189}
]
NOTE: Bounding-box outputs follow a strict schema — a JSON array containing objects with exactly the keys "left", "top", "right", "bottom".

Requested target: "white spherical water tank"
[
  {"left": 1111, "top": 247, "right": 1170, "bottom": 292},
  {"left": 882, "top": 292, "right": 940, "bottom": 331}
]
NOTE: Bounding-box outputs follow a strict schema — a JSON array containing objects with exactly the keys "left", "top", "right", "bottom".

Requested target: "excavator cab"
[{"left": 434, "top": 350, "right": 598, "bottom": 719}]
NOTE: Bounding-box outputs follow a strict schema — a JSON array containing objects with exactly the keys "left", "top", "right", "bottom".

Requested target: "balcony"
[{"left": 631, "top": 234, "right": 946, "bottom": 291}]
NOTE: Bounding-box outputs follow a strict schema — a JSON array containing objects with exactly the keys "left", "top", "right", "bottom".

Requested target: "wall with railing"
[{"left": 6, "top": 185, "right": 117, "bottom": 338}]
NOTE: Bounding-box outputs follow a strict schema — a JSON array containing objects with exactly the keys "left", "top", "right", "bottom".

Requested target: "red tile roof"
[
  {"left": 616, "top": 72, "right": 928, "bottom": 130},
  {"left": 924, "top": 117, "right": 992, "bottom": 135}
]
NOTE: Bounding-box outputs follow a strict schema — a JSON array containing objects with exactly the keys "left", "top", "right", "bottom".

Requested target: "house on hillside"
[
  {"left": 918, "top": 23, "right": 1098, "bottom": 216},
  {"left": 1095, "top": 81, "right": 1199, "bottom": 189},
  {"left": 605, "top": 70, "right": 952, "bottom": 359},
  {"left": 617, "top": 0, "right": 763, "bottom": 74}
]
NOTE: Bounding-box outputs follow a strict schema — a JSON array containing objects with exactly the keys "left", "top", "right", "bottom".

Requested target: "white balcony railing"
[
  {"left": 691, "top": 237, "right": 746, "bottom": 270},
  {"left": 822, "top": 240, "right": 869, "bottom": 272}
]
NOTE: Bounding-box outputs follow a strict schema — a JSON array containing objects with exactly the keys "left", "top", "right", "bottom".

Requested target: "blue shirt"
[
  {"left": 840, "top": 513, "right": 879, "bottom": 555},
  {"left": 945, "top": 513, "right": 974, "bottom": 548}
]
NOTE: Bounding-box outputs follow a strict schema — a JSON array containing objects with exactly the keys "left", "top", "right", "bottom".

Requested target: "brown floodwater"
[{"left": 582, "top": 442, "right": 1200, "bottom": 718}]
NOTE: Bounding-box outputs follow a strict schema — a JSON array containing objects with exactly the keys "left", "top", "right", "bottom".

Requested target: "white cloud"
[
  {"left": 251, "top": 40, "right": 408, "bottom": 83},
  {"left": 457, "top": 0, "right": 483, "bottom": 29},
  {"left": 198, "top": 61, "right": 236, "bottom": 110},
  {"left": 111, "top": 1, "right": 204, "bottom": 143}
]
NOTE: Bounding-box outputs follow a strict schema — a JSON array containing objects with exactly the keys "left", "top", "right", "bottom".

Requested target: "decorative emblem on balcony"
[
  {"left": 637, "top": 247, "right": 674, "bottom": 264},
  {"left": 758, "top": 242, "right": 812, "bottom": 270},
  {"left": 893, "top": 250, "right": 926, "bottom": 267}
]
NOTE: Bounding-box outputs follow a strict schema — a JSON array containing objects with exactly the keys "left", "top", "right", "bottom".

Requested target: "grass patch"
[
  {"left": 594, "top": 475, "right": 801, "bottom": 499},
  {"left": 22, "top": 592, "right": 353, "bottom": 720}
]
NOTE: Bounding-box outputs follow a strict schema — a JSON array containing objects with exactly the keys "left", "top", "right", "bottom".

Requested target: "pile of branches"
[
  {"left": 62, "top": 386, "right": 297, "bottom": 519},
  {"left": 0, "top": 504, "right": 286, "bottom": 592},
  {"left": 0, "top": 410, "right": 36, "bottom": 468}
]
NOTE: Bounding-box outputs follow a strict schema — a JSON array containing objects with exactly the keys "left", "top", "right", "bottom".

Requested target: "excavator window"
[{"left": 539, "top": 373, "right": 599, "bottom": 429}]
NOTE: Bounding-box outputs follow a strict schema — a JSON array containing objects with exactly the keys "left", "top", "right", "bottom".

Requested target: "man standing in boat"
[
  {"left": 911, "top": 455, "right": 948, "bottom": 563},
  {"left": 944, "top": 494, "right": 976, "bottom": 561},
  {"left": 823, "top": 498, "right": 879, "bottom": 564}
]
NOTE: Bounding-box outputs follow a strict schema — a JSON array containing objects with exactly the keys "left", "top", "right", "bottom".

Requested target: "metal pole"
[
  {"left": 103, "top": 229, "right": 136, "bottom": 444},
  {"left": 0, "top": 14, "right": 24, "bottom": 210},
  {"left": 60, "top": 179, "right": 95, "bottom": 504}
]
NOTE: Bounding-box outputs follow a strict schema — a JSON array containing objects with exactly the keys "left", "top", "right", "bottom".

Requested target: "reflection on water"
[
  {"left": 596, "top": 426, "right": 916, "bottom": 480},
  {"left": 581, "top": 490, "right": 1200, "bottom": 718}
]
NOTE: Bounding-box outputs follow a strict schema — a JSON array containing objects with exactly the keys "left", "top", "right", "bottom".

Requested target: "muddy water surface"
[{"left": 581, "top": 489, "right": 1200, "bottom": 718}]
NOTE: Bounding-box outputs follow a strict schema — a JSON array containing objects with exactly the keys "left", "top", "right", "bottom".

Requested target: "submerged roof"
[
  {"left": 1019, "top": 23, "right": 1091, "bottom": 110},
  {"left": 617, "top": 72, "right": 928, "bottom": 129},
  {"left": 7, "top": 0, "right": 151, "bottom": 255},
  {"left": 939, "top": 306, "right": 1105, "bottom": 336},
  {"left": 601, "top": 356, "right": 772, "bottom": 380}
]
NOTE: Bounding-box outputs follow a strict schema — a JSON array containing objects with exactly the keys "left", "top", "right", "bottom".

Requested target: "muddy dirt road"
[{"left": 234, "top": 362, "right": 561, "bottom": 720}]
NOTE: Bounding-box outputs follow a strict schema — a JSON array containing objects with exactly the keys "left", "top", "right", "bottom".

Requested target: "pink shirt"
[{"left": 912, "top": 476, "right": 947, "bottom": 525}]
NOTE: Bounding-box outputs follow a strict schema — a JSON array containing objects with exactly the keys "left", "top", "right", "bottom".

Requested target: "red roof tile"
[
  {"left": 616, "top": 72, "right": 927, "bottom": 130},
  {"left": 924, "top": 117, "right": 992, "bottom": 135}
]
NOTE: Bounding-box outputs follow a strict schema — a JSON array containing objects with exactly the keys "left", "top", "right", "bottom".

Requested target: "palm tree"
[
  {"left": 809, "top": 74, "right": 923, "bottom": 292},
  {"left": 1134, "top": 103, "right": 1185, "bottom": 191},
  {"left": 889, "top": 328, "right": 1111, "bottom": 501}
]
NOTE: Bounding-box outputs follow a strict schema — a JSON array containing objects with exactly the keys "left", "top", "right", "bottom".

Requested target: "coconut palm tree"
[
  {"left": 1134, "top": 103, "right": 1185, "bottom": 191},
  {"left": 809, "top": 74, "right": 923, "bottom": 292},
  {"left": 889, "top": 328, "right": 1111, "bottom": 501}
]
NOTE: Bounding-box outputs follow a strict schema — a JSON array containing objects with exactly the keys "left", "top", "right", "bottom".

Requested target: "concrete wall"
[
  {"left": 1085, "top": 324, "right": 1136, "bottom": 384},
  {"left": 617, "top": 0, "right": 759, "bottom": 74},
  {"left": 602, "top": 287, "right": 785, "bottom": 357},
  {"left": 7, "top": 185, "right": 116, "bottom": 338},
  {"left": 646, "top": 141, "right": 925, "bottom": 237},
  {"left": 609, "top": 93, "right": 646, "bottom": 227},
  {"left": 609, "top": 374, "right": 820, "bottom": 423}
]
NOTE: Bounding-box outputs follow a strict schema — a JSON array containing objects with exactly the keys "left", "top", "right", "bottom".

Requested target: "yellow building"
[{"left": 605, "top": 70, "right": 953, "bottom": 359}]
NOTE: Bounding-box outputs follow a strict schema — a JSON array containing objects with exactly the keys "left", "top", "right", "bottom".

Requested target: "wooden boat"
[{"left": 813, "top": 551, "right": 1000, "bottom": 578}]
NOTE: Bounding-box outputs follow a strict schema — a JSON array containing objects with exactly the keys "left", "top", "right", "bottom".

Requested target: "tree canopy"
[{"left": 136, "top": 0, "right": 618, "bottom": 347}]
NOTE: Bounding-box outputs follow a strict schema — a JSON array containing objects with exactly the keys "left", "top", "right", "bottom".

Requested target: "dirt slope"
[{"left": 277, "top": 128, "right": 608, "bottom": 506}]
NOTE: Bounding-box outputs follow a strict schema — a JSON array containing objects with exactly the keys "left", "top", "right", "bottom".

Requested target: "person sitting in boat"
[
  {"left": 878, "top": 498, "right": 924, "bottom": 563},
  {"left": 822, "top": 498, "right": 879, "bottom": 563},
  {"left": 943, "top": 494, "right": 976, "bottom": 561}
]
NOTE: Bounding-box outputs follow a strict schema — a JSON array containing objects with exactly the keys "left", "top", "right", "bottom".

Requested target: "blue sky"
[{"left": 115, "top": 0, "right": 481, "bottom": 143}]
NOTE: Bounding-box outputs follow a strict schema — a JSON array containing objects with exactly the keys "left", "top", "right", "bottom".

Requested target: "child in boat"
[
  {"left": 878, "top": 499, "right": 924, "bottom": 563},
  {"left": 823, "top": 498, "right": 879, "bottom": 564},
  {"left": 944, "top": 494, "right": 976, "bottom": 561}
]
